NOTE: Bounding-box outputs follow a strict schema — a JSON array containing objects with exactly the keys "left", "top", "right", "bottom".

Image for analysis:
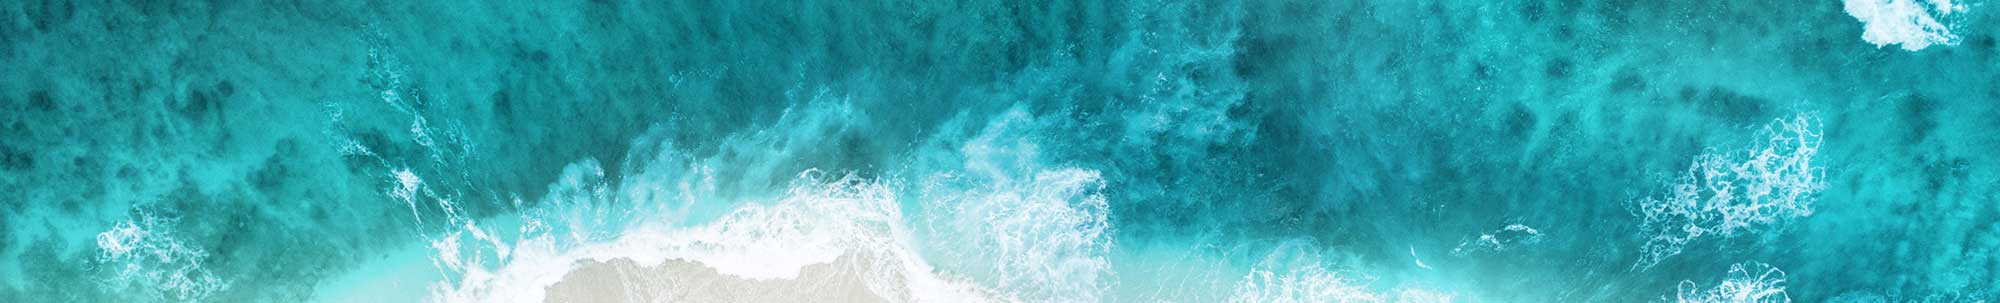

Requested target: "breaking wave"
[
  {"left": 426, "top": 167, "right": 998, "bottom": 303},
  {"left": 93, "top": 209, "right": 228, "bottom": 302},
  {"left": 1226, "top": 241, "right": 1458, "bottom": 303},
  {"left": 1636, "top": 114, "right": 1826, "bottom": 269},
  {"left": 1675, "top": 261, "right": 1791, "bottom": 303},
  {"left": 418, "top": 104, "right": 1123, "bottom": 303},
  {"left": 1844, "top": 0, "right": 1970, "bottom": 51}
]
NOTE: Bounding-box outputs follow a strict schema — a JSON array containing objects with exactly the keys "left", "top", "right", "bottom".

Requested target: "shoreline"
[{"left": 544, "top": 254, "right": 891, "bottom": 303}]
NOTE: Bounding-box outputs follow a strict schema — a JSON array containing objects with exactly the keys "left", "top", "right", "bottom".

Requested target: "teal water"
[{"left": 2, "top": 0, "right": 1997, "bottom": 302}]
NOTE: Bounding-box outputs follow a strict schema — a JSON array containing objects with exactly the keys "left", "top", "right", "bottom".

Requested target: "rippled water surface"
[{"left": 2, "top": 0, "right": 1997, "bottom": 302}]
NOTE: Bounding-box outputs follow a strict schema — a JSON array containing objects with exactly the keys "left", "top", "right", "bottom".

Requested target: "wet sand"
[{"left": 544, "top": 255, "right": 889, "bottom": 303}]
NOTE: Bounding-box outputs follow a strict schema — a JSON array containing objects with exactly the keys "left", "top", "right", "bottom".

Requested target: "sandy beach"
[{"left": 544, "top": 254, "right": 891, "bottom": 303}]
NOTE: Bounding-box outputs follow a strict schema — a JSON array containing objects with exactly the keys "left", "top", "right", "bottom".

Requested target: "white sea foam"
[
  {"left": 1844, "top": 0, "right": 1968, "bottom": 51},
  {"left": 1391, "top": 288, "right": 1460, "bottom": 302},
  {"left": 916, "top": 107, "right": 1117, "bottom": 302},
  {"left": 917, "top": 168, "right": 1112, "bottom": 302},
  {"left": 1675, "top": 261, "right": 1790, "bottom": 303},
  {"left": 1636, "top": 114, "right": 1824, "bottom": 269},
  {"left": 390, "top": 168, "right": 427, "bottom": 224},
  {"left": 93, "top": 211, "right": 228, "bottom": 302},
  {"left": 1410, "top": 246, "right": 1433, "bottom": 270},
  {"left": 320, "top": 104, "right": 378, "bottom": 157},
  {"left": 426, "top": 168, "right": 1000, "bottom": 303},
  {"left": 1231, "top": 262, "right": 1382, "bottom": 303},
  {"left": 425, "top": 103, "right": 1138, "bottom": 302},
  {"left": 1451, "top": 224, "right": 1543, "bottom": 256},
  {"left": 1227, "top": 242, "right": 1456, "bottom": 303}
]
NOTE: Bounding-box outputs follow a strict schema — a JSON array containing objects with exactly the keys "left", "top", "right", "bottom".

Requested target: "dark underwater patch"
[{"left": 1675, "top": 86, "right": 1768, "bottom": 124}]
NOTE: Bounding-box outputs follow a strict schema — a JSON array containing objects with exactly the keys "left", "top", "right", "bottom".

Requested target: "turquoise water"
[{"left": 2, "top": 0, "right": 1996, "bottom": 302}]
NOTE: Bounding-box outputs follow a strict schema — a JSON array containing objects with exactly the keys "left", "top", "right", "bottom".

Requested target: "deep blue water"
[{"left": 2, "top": 0, "right": 1997, "bottom": 302}]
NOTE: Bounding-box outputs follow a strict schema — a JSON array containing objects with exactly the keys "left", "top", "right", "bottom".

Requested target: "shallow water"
[{"left": 1, "top": 0, "right": 1996, "bottom": 302}]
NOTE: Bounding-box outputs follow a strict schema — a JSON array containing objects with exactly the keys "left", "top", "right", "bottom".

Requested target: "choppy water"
[{"left": 2, "top": 0, "right": 1997, "bottom": 302}]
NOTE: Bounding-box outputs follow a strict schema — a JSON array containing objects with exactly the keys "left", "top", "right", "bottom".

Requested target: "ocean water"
[{"left": 2, "top": 0, "right": 1997, "bottom": 302}]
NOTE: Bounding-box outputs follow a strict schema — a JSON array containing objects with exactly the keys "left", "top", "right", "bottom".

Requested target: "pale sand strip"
[{"left": 544, "top": 254, "right": 891, "bottom": 303}]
